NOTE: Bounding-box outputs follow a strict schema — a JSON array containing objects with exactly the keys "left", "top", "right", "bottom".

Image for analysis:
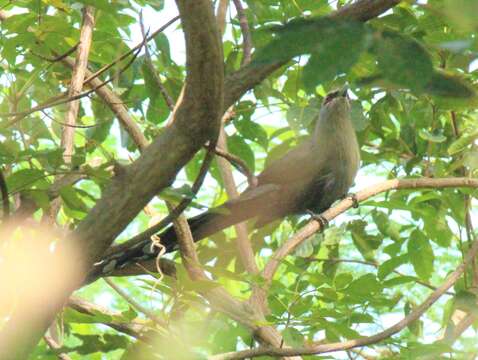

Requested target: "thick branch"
[
  {"left": 170, "top": 197, "right": 291, "bottom": 352},
  {"left": 0, "top": 2, "right": 223, "bottom": 358}
]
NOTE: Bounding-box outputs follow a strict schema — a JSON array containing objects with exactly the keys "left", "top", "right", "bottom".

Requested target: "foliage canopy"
[{"left": 1, "top": 0, "right": 478, "bottom": 359}]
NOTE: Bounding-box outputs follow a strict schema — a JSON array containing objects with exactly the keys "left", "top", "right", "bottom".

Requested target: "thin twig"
[
  {"left": 139, "top": 12, "right": 175, "bottom": 110},
  {"left": 211, "top": 145, "right": 257, "bottom": 187},
  {"left": 61, "top": 5, "right": 95, "bottom": 164},
  {"left": 104, "top": 277, "right": 168, "bottom": 328},
  {"left": 43, "top": 335, "right": 72, "bottom": 360},
  {"left": 209, "top": 237, "right": 478, "bottom": 360},
  {"left": 83, "top": 16, "right": 179, "bottom": 85},
  {"left": 67, "top": 296, "right": 153, "bottom": 341},
  {"left": 32, "top": 43, "right": 79, "bottom": 63},
  {"left": 232, "top": 0, "right": 252, "bottom": 65},
  {"left": 1, "top": 45, "right": 143, "bottom": 127},
  {"left": 308, "top": 257, "right": 454, "bottom": 295},
  {"left": 0, "top": 167, "right": 10, "bottom": 221}
]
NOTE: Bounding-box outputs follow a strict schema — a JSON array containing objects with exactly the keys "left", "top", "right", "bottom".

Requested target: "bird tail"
[
  {"left": 159, "top": 204, "right": 251, "bottom": 252},
  {"left": 86, "top": 185, "right": 277, "bottom": 284}
]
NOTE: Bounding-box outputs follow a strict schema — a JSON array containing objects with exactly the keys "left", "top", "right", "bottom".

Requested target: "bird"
[{"left": 88, "top": 85, "right": 361, "bottom": 280}]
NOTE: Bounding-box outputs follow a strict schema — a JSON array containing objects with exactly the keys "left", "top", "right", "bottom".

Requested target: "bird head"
[
  {"left": 319, "top": 85, "right": 351, "bottom": 122},
  {"left": 322, "top": 84, "right": 349, "bottom": 105}
]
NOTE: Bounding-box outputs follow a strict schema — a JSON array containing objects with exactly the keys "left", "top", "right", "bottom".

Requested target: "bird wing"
[{"left": 257, "top": 139, "right": 321, "bottom": 186}]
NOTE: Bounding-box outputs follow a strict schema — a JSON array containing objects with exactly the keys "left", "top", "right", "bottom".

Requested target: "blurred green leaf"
[
  {"left": 408, "top": 229, "right": 434, "bottom": 280},
  {"left": 373, "top": 31, "right": 433, "bottom": 91}
]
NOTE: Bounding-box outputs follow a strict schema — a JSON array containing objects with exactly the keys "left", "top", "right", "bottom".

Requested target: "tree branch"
[
  {"left": 216, "top": 128, "right": 258, "bottom": 275},
  {"left": 60, "top": 6, "right": 95, "bottom": 164},
  {"left": 0, "top": 2, "right": 224, "bottom": 358},
  {"left": 169, "top": 195, "right": 293, "bottom": 353},
  {"left": 104, "top": 278, "right": 167, "bottom": 328},
  {"left": 210, "top": 235, "right": 478, "bottom": 359},
  {"left": 67, "top": 296, "right": 154, "bottom": 342},
  {"left": 232, "top": 0, "right": 252, "bottom": 65},
  {"left": 222, "top": 0, "right": 401, "bottom": 110},
  {"left": 43, "top": 335, "right": 72, "bottom": 360},
  {"left": 263, "top": 177, "right": 478, "bottom": 286}
]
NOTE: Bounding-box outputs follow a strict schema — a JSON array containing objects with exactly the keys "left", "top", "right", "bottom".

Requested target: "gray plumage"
[{"left": 88, "top": 87, "right": 360, "bottom": 280}]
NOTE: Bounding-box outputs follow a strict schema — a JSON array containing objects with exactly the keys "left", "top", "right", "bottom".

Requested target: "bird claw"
[
  {"left": 347, "top": 193, "right": 359, "bottom": 208},
  {"left": 307, "top": 210, "right": 329, "bottom": 229}
]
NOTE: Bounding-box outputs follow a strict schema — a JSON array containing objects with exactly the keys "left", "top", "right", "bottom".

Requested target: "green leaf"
[
  {"left": 286, "top": 105, "right": 320, "bottom": 133},
  {"left": 282, "top": 327, "right": 305, "bottom": 347},
  {"left": 418, "top": 128, "right": 447, "bottom": 143},
  {"left": 349, "top": 313, "right": 374, "bottom": 324},
  {"left": 41, "top": 0, "right": 70, "bottom": 13},
  {"left": 76, "top": 0, "right": 114, "bottom": 11},
  {"left": 63, "top": 308, "right": 113, "bottom": 324},
  {"left": 377, "top": 254, "right": 408, "bottom": 280},
  {"left": 253, "top": 18, "right": 366, "bottom": 65},
  {"left": 347, "top": 220, "right": 383, "bottom": 260},
  {"left": 227, "top": 134, "right": 255, "bottom": 173},
  {"left": 441, "top": 0, "right": 478, "bottom": 32},
  {"left": 346, "top": 273, "right": 381, "bottom": 297},
  {"left": 7, "top": 169, "right": 45, "bottom": 193},
  {"left": 448, "top": 130, "right": 478, "bottom": 155},
  {"left": 334, "top": 272, "right": 353, "bottom": 290},
  {"left": 234, "top": 119, "right": 269, "bottom": 149},
  {"left": 59, "top": 186, "right": 87, "bottom": 212},
  {"left": 154, "top": 33, "right": 171, "bottom": 64},
  {"left": 408, "top": 229, "right": 434, "bottom": 280},
  {"left": 301, "top": 22, "right": 369, "bottom": 89},
  {"left": 426, "top": 70, "right": 478, "bottom": 108},
  {"left": 383, "top": 275, "right": 417, "bottom": 287},
  {"left": 85, "top": 118, "right": 113, "bottom": 145},
  {"left": 373, "top": 31, "right": 433, "bottom": 91}
]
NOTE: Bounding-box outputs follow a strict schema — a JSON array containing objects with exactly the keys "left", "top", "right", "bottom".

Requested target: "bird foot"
[
  {"left": 307, "top": 210, "right": 329, "bottom": 229},
  {"left": 346, "top": 193, "right": 359, "bottom": 208}
]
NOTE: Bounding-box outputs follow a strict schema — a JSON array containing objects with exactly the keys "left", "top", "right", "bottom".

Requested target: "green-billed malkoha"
[{"left": 89, "top": 86, "right": 360, "bottom": 280}]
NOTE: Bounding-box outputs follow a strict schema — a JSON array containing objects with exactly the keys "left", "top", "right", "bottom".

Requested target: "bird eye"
[{"left": 324, "top": 91, "right": 339, "bottom": 104}]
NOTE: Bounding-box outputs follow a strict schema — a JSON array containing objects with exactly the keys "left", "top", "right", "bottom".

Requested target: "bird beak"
[{"left": 339, "top": 84, "right": 349, "bottom": 98}]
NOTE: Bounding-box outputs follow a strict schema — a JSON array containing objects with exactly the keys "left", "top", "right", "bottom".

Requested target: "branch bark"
[
  {"left": 232, "top": 0, "right": 252, "bottom": 65},
  {"left": 210, "top": 235, "right": 478, "bottom": 359},
  {"left": 0, "top": 2, "right": 223, "bottom": 358},
  {"left": 169, "top": 196, "right": 295, "bottom": 354},
  {"left": 60, "top": 6, "right": 95, "bottom": 164},
  {"left": 67, "top": 296, "right": 154, "bottom": 341},
  {"left": 263, "top": 177, "right": 478, "bottom": 286},
  {"left": 222, "top": 0, "right": 400, "bottom": 110}
]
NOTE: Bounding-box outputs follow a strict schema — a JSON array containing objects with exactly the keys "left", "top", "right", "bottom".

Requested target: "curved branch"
[
  {"left": 222, "top": 0, "right": 401, "bottom": 109},
  {"left": 210, "top": 235, "right": 478, "bottom": 360},
  {"left": 263, "top": 177, "right": 478, "bottom": 284}
]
